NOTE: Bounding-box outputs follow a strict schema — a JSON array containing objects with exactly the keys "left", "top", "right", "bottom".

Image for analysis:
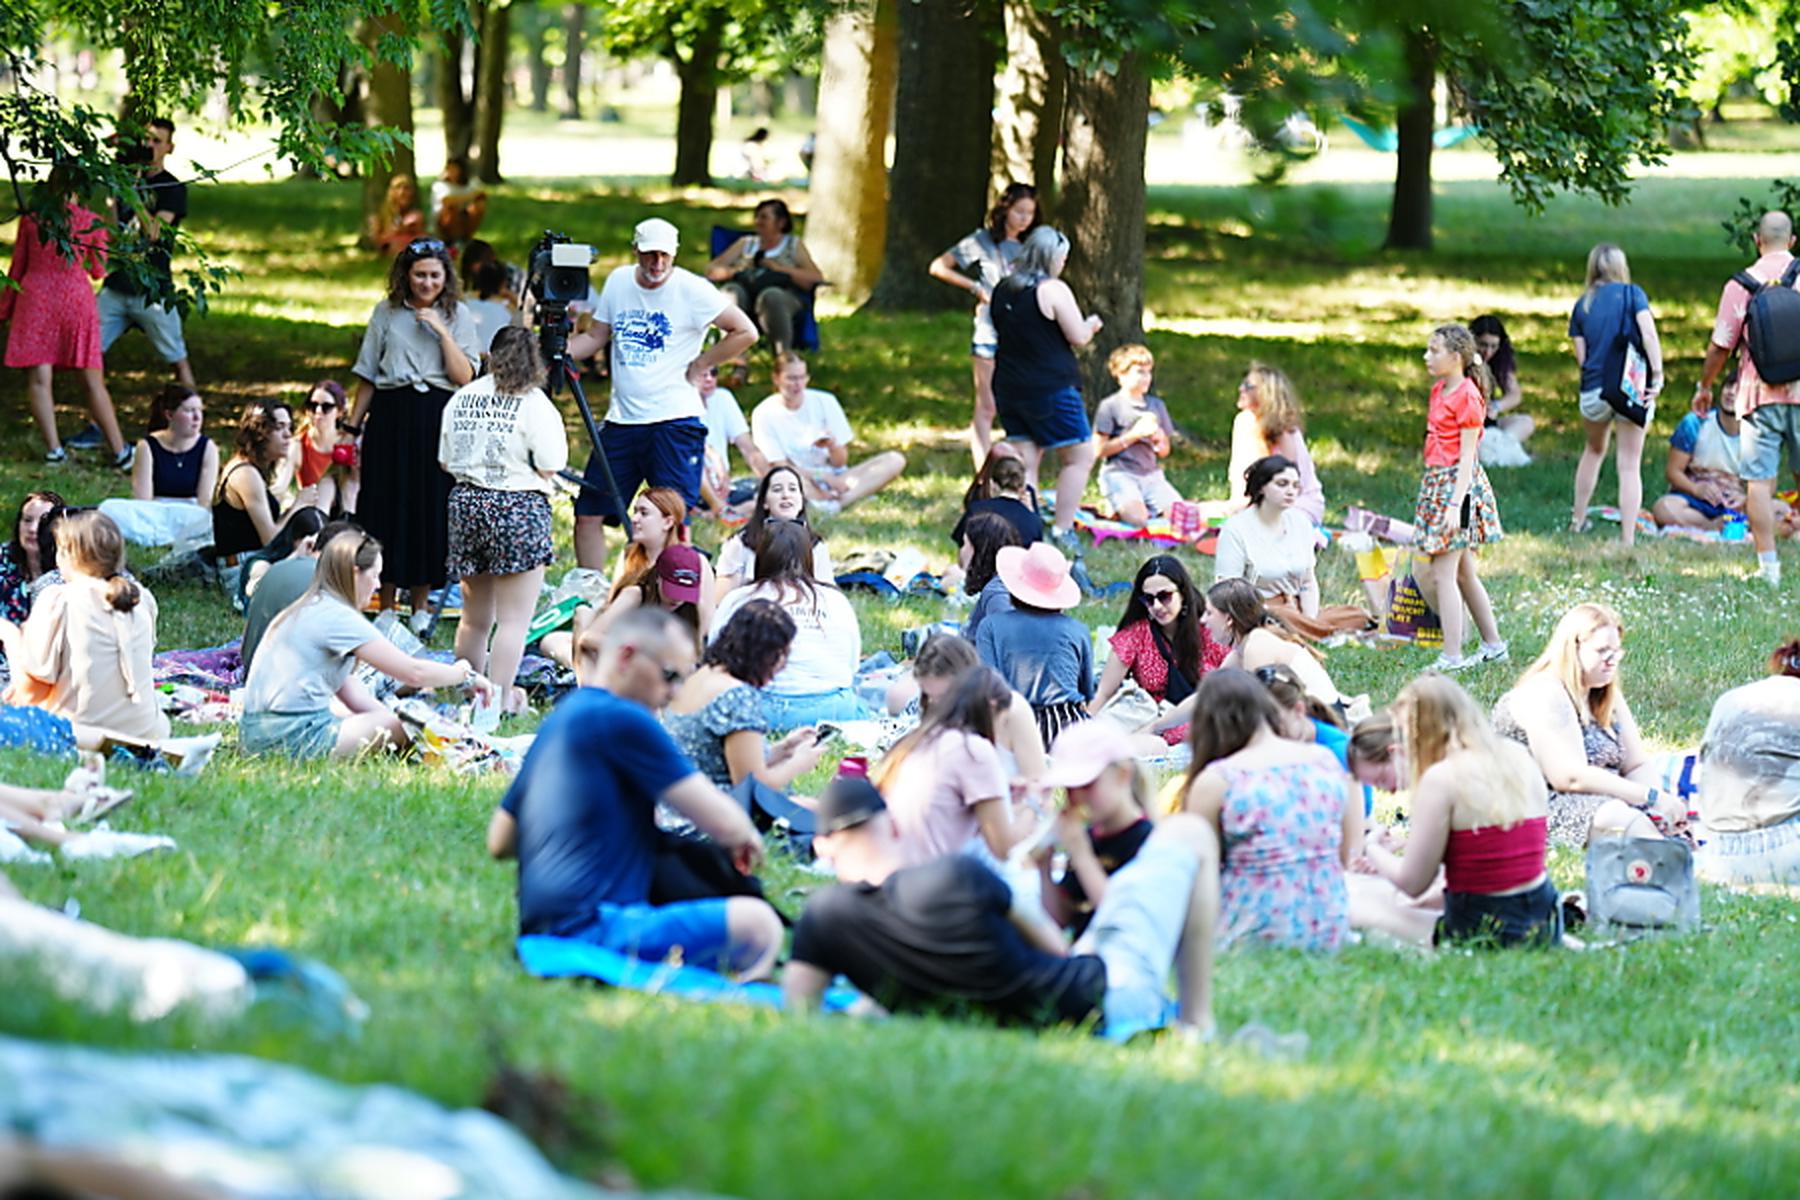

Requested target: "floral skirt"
[
  {"left": 1412, "top": 463, "right": 1503, "bottom": 556},
  {"left": 447, "top": 484, "right": 554, "bottom": 578}
]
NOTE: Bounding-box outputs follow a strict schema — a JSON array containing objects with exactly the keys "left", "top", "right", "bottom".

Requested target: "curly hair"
[
  {"left": 384, "top": 237, "right": 462, "bottom": 317},
  {"left": 985, "top": 182, "right": 1041, "bottom": 243},
  {"left": 488, "top": 326, "right": 546, "bottom": 395},
  {"left": 704, "top": 598, "right": 796, "bottom": 687},
  {"left": 231, "top": 405, "right": 288, "bottom": 474}
]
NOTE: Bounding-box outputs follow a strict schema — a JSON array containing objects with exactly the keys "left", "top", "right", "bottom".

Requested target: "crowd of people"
[{"left": 3, "top": 144, "right": 1799, "bottom": 1047}]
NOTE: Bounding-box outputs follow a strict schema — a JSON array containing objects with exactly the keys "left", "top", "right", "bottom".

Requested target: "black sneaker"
[{"left": 66, "top": 423, "right": 105, "bottom": 450}]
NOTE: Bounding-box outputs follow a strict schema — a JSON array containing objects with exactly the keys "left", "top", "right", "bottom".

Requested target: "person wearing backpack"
[
  {"left": 1567, "top": 243, "right": 1665, "bottom": 547},
  {"left": 1693, "top": 210, "right": 1800, "bottom": 589}
]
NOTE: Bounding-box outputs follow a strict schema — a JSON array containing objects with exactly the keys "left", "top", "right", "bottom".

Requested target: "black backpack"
[{"left": 1731, "top": 260, "right": 1800, "bottom": 384}]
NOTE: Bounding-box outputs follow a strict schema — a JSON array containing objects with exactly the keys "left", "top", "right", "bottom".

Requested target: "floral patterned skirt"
[
  {"left": 447, "top": 484, "right": 554, "bottom": 578},
  {"left": 1412, "top": 463, "right": 1503, "bottom": 556}
]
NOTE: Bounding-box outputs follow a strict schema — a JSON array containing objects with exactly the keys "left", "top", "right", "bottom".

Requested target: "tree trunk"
[
  {"left": 527, "top": 18, "right": 553, "bottom": 112},
  {"left": 1385, "top": 30, "right": 1435, "bottom": 251},
  {"left": 439, "top": 23, "right": 475, "bottom": 161},
  {"left": 865, "top": 0, "right": 1000, "bottom": 310},
  {"left": 560, "top": 3, "right": 585, "bottom": 120},
  {"left": 805, "top": 0, "right": 899, "bottom": 303},
  {"left": 1059, "top": 53, "right": 1149, "bottom": 400},
  {"left": 672, "top": 18, "right": 725, "bottom": 186},
  {"left": 474, "top": 1, "right": 510, "bottom": 181},
  {"left": 990, "top": 0, "right": 1064, "bottom": 212},
  {"left": 360, "top": 13, "right": 417, "bottom": 247}
]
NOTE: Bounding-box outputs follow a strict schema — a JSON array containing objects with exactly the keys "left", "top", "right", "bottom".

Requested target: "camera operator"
[
  {"left": 564, "top": 218, "right": 757, "bottom": 570},
  {"left": 98, "top": 118, "right": 195, "bottom": 393}
]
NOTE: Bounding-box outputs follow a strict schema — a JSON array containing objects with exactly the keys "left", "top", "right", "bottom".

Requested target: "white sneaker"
[
  {"left": 1427, "top": 653, "right": 1473, "bottom": 673},
  {"left": 1757, "top": 561, "right": 1782, "bottom": 588},
  {"left": 409, "top": 608, "right": 434, "bottom": 636},
  {"left": 1476, "top": 640, "right": 1510, "bottom": 664},
  {"left": 161, "top": 732, "right": 222, "bottom": 778}
]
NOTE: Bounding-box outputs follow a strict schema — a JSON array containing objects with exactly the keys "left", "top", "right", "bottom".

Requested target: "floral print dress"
[{"left": 1215, "top": 754, "right": 1349, "bottom": 951}]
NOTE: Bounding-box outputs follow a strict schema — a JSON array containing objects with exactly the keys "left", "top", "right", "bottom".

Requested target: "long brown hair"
[
  {"left": 55, "top": 511, "right": 139, "bottom": 613},
  {"left": 1205, "top": 578, "right": 1309, "bottom": 652},
  {"left": 1181, "top": 668, "right": 1284, "bottom": 793},
  {"left": 610, "top": 488, "right": 688, "bottom": 603},
  {"left": 1243, "top": 362, "right": 1303, "bottom": 445},
  {"left": 488, "top": 326, "right": 546, "bottom": 395},
  {"left": 384, "top": 236, "right": 462, "bottom": 318},
  {"left": 873, "top": 664, "right": 1006, "bottom": 790}
]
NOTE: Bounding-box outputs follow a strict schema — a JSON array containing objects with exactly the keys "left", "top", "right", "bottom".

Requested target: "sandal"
[
  {"left": 73, "top": 785, "right": 135, "bottom": 824},
  {"left": 1569, "top": 516, "right": 1593, "bottom": 534}
]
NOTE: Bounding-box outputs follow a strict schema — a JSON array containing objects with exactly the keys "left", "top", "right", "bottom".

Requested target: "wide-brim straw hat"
[{"left": 995, "top": 542, "right": 1081, "bottom": 611}]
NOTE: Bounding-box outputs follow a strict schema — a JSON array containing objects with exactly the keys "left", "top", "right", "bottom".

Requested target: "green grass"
[{"left": 3, "top": 143, "right": 1800, "bottom": 1197}]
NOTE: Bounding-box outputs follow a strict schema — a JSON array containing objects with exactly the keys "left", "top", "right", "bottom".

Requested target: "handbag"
[
  {"left": 1585, "top": 835, "right": 1699, "bottom": 936},
  {"left": 1381, "top": 552, "right": 1443, "bottom": 648},
  {"left": 1599, "top": 284, "right": 1652, "bottom": 426},
  {"left": 1099, "top": 678, "right": 1166, "bottom": 728}
]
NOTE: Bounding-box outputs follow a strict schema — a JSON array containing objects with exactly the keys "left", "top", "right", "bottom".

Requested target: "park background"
[{"left": 3, "top": 3, "right": 1800, "bottom": 1196}]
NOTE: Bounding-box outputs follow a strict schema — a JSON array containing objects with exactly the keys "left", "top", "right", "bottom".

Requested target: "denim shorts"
[
  {"left": 575, "top": 417, "right": 706, "bottom": 519},
  {"left": 759, "top": 688, "right": 871, "bottom": 731},
  {"left": 1739, "top": 402, "right": 1800, "bottom": 482},
  {"left": 565, "top": 898, "right": 735, "bottom": 970},
  {"left": 1079, "top": 834, "right": 1198, "bottom": 1041},
  {"left": 1697, "top": 811, "right": 1800, "bottom": 887},
  {"left": 1435, "top": 877, "right": 1562, "bottom": 948},
  {"left": 997, "top": 385, "right": 1092, "bottom": 451},
  {"left": 240, "top": 709, "right": 340, "bottom": 760}
]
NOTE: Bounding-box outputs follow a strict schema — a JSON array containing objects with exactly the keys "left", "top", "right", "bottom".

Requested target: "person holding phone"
[{"left": 1413, "top": 323, "right": 1507, "bottom": 673}]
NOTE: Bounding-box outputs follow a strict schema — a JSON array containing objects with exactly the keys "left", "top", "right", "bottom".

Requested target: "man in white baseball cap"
[{"left": 566, "top": 217, "right": 757, "bottom": 568}]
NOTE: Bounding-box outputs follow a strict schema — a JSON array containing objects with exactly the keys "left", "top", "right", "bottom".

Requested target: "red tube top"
[{"left": 1443, "top": 816, "right": 1547, "bottom": 894}]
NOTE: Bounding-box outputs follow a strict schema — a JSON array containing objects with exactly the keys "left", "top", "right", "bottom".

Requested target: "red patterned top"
[
  {"left": 1107, "top": 619, "right": 1227, "bottom": 746},
  {"left": 0, "top": 206, "right": 109, "bottom": 371}
]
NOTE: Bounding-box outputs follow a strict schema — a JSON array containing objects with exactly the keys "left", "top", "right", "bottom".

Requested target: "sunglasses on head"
[
  {"left": 1253, "top": 665, "right": 1284, "bottom": 684},
  {"left": 407, "top": 238, "right": 446, "bottom": 255}
]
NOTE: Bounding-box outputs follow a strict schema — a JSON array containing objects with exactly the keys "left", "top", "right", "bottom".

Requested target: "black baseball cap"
[{"left": 816, "top": 775, "right": 887, "bottom": 834}]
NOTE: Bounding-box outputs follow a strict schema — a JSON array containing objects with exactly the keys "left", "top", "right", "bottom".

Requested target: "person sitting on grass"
[
  {"left": 98, "top": 384, "right": 218, "bottom": 549},
  {"left": 289, "top": 381, "right": 360, "bottom": 519},
  {"left": 958, "top": 511, "right": 1023, "bottom": 645},
  {"left": 0, "top": 491, "right": 62, "bottom": 629},
  {"left": 1034, "top": 716, "right": 1158, "bottom": 939},
  {"left": 664, "top": 598, "right": 824, "bottom": 795},
  {"left": 367, "top": 173, "right": 425, "bottom": 258},
  {"left": 0, "top": 511, "right": 169, "bottom": 745},
  {"left": 1693, "top": 638, "right": 1800, "bottom": 887},
  {"left": 240, "top": 517, "right": 355, "bottom": 680},
  {"left": 1650, "top": 368, "right": 1795, "bottom": 534},
  {"left": 1359, "top": 674, "right": 1561, "bottom": 949},
  {"left": 430, "top": 156, "right": 487, "bottom": 245},
  {"left": 1469, "top": 314, "right": 1536, "bottom": 457},
  {"left": 749, "top": 352, "right": 906, "bottom": 515},
  {"left": 1347, "top": 711, "right": 1402, "bottom": 795},
  {"left": 975, "top": 541, "right": 1094, "bottom": 746},
  {"left": 211, "top": 403, "right": 296, "bottom": 568},
  {"left": 710, "top": 519, "right": 867, "bottom": 728},
  {"left": 239, "top": 529, "right": 496, "bottom": 760},
  {"left": 1181, "top": 667, "right": 1360, "bottom": 952},
  {"left": 1087, "top": 554, "right": 1223, "bottom": 755},
  {"left": 1226, "top": 362, "right": 1325, "bottom": 524},
  {"left": 488, "top": 606, "right": 784, "bottom": 981},
  {"left": 714, "top": 465, "right": 833, "bottom": 599},
  {"left": 888, "top": 634, "right": 1046, "bottom": 786},
  {"left": 783, "top": 771, "right": 1224, "bottom": 1044},
  {"left": 593, "top": 488, "right": 716, "bottom": 648},
  {"left": 234, "top": 505, "right": 326, "bottom": 611},
  {"left": 949, "top": 448, "right": 1042, "bottom": 555},
  {"left": 871, "top": 664, "right": 1038, "bottom": 867},
  {"left": 1490, "top": 602, "right": 1685, "bottom": 846},
  {"left": 1092, "top": 343, "right": 1181, "bottom": 528},
  {"left": 698, "top": 363, "right": 770, "bottom": 522},
  {"left": 1195, "top": 578, "right": 1347, "bottom": 713}
]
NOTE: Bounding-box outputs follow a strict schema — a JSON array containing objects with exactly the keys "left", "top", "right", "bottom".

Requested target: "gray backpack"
[{"left": 1585, "top": 836, "right": 1700, "bottom": 936}]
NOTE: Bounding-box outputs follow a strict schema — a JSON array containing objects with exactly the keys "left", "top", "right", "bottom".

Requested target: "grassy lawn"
[{"left": 2, "top": 142, "right": 1799, "bottom": 1197}]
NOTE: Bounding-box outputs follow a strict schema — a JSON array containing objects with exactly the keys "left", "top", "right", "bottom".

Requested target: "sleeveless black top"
[
  {"left": 212, "top": 461, "right": 278, "bottom": 557},
  {"left": 146, "top": 433, "right": 209, "bottom": 499},
  {"left": 990, "top": 275, "right": 1081, "bottom": 403}
]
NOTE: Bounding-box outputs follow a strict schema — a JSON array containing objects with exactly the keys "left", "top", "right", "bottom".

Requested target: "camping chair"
[{"left": 709, "top": 224, "right": 821, "bottom": 351}]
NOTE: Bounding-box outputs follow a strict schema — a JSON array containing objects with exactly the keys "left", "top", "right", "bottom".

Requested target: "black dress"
[{"left": 359, "top": 383, "right": 455, "bottom": 589}]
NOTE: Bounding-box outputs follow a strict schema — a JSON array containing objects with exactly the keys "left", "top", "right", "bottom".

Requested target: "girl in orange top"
[
  {"left": 1414, "top": 324, "right": 1506, "bottom": 673},
  {"left": 290, "top": 380, "right": 360, "bottom": 516}
]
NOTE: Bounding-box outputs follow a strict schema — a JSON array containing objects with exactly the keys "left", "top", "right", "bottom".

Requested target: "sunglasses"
[
  {"left": 407, "top": 238, "right": 447, "bottom": 255},
  {"left": 1141, "top": 588, "right": 1179, "bottom": 606},
  {"left": 308, "top": 401, "right": 338, "bottom": 412},
  {"left": 1253, "top": 664, "right": 1286, "bottom": 684}
]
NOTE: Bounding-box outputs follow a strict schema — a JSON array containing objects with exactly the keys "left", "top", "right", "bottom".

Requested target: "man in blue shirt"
[{"left": 486, "top": 607, "right": 781, "bottom": 978}]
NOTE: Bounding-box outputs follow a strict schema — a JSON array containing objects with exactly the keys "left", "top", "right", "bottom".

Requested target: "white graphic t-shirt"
[{"left": 595, "top": 265, "right": 728, "bottom": 425}]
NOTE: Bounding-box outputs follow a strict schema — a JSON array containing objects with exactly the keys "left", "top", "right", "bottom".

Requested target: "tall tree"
[
  {"left": 520, "top": 2, "right": 556, "bottom": 113},
  {"left": 561, "top": 2, "right": 585, "bottom": 119},
  {"left": 806, "top": 0, "right": 899, "bottom": 303},
  {"left": 1384, "top": 29, "right": 1435, "bottom": 251},
  {"left": 864, "top": 0, "right": 1000, "bottom": 310},
  {"left": 990, "top": 0, "right": 1064, "bottom": 208},
  {"left": 438, "top": 21, "right": 476, "bottom": 162},
  {"left": 360, "top": 10, "right": 419, "bottom": 241},
  {"left": 473, "top": 0, "right": 512, "bottom": 180}
]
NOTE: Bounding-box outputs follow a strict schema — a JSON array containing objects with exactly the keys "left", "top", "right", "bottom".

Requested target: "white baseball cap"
[{"left": 632, "top": 217, "right": 680, "bottom": 255}]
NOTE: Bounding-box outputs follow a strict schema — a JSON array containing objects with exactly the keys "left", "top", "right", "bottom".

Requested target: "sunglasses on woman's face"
[
  {"left": 1142, "top": 587, "right": 1179, "bottom": 607},
  {"left": 308, "top": 401, "right": 337, "bottom": 412}
]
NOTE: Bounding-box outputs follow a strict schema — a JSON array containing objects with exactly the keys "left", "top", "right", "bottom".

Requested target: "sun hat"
[
  {"left": 1042, "top": 717, "right": 1135, "bottom": 789},
  {"left": 655, "top": 544, "right": 704, "bottom": 605},
  {"left": 995, "top": 542, "right": 1081, "bottom": 611},
  {"left": 632, "top": 217, "right": 680, "bottom": 254},
  {"left": 816, "top": 774, "right": 887, "bottom": 835}
]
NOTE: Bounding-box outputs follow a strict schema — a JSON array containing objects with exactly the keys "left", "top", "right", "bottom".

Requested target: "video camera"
[{"left": 526, "top": 231, "right": 595, "bottom": 384}]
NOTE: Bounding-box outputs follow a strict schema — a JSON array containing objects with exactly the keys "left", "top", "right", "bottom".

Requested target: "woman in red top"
[
  {"left": 1359, "top": 674, "right": 1561, "bottom": 948},
  {"left": 0, "top": 191, "right": 127, "bottom": 466},
  {"left": 1087, "top": 554, "right": 1224, "bottom": 754},
  {"left": 289, "top": 380, "right": 360, "bottom": 516},
  {"left": 1414, "top": 323, "right": 1506, "bottom": 673}
]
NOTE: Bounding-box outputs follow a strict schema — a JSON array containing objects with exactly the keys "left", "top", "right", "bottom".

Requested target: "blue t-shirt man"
[{"left": 500, "top": 688, "right": 700, "bottom": 941}]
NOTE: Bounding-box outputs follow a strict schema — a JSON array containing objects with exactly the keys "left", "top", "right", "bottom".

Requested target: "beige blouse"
[{"left": 12, "top": 576, "right": 168, "bottom": 741}]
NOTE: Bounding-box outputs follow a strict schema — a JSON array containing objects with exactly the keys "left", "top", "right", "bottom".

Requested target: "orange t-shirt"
[{"left": 1424, "top": 376, "right": 1485, "bottom": 468}]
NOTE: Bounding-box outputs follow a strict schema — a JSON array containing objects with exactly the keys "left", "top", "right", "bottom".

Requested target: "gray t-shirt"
[
  {"left": 352, "top": 300, "right": 483, "bottom": 392},
  {"left": 1093, "top": 393, "right": 1174, "bottom": 477},
  {"left": 242, "top": 595, "right": 378, "bottom": 715},
  {"left": 947, "top": 228, "right": 1021, "bottom": 347},
  {"left": 240, "top": 556, "right": 315, "bottom": 679}
]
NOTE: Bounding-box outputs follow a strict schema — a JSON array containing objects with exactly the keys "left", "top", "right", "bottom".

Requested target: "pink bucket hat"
[
  {"left": 1042, "top": 717, "right": 1136, "bottom": 789},
  {"left": 995, "top": 542, "right": 1081, "bottom": 611}
]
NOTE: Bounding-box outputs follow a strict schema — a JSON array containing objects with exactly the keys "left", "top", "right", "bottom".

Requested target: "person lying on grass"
[
  {"left": 238, "top": 528, "right": 496, "bottom": 760},
  {"left": 783, "top": 771, "right": 1222, "bottom": 1041},
  {"left": 1354, "top": 674, "right": 1561, "bottom": 949},
  {"left": 487, "top": 607, "right": 784, "bottom": 980}
]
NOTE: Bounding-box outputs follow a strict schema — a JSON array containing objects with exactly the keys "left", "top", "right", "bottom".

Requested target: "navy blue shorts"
[
  {"left": 996, "top": 384, "right": 1091, "bottom": 451},
  {"left": 1671, "top": 491, "right": 1735, "bottom": 522},
  {"left": 1435, "top": 878, "right": 1562, "bottom": 948},
  {"left": 574, "top": 417, "right": 707, "bottom": 520}
]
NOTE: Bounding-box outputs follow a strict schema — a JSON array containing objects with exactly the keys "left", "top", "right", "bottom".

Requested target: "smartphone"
[
  {"left": 1459, "top": 494, "right": 1473, "bottom": 529},
  {"left": 813, "top": 723, "right": 841, "bottom": 746}
]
